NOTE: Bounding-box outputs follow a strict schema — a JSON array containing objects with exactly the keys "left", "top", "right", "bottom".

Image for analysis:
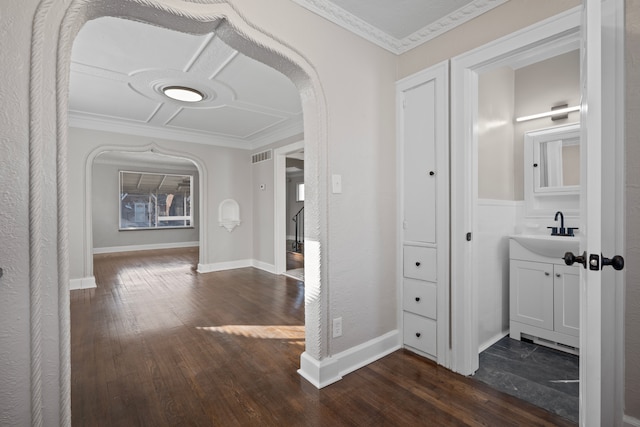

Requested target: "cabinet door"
[
  {"left": 510, "top": 260, "right": 554, "bottom": 330},
  {"left": 553, "top": 264, "right": 580, "bottom": 337},
  {"left": 402, "top": 81, "right": 436, "bottom": 244}
]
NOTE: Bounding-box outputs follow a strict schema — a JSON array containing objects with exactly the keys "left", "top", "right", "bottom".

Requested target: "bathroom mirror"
[
  {"left": 524, "top": 123, "right": 580, "bottom": 217},
  {"left": 534, "top": 132, "right": 580, "bottom": 192}
]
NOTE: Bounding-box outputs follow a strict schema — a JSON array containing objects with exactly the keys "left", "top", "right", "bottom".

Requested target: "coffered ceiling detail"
[{"left": 69, "top": 17, "right": 303, "bottom": 149}]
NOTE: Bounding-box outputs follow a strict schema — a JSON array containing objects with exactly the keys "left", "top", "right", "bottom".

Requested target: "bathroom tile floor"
[{"left": 473, "top": 336, "right": 579, "bottom": 424}]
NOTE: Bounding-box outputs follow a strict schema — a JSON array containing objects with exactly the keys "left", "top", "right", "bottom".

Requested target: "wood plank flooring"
[{"left": 71, "top": 248, "right": 575, "bottom": 426}]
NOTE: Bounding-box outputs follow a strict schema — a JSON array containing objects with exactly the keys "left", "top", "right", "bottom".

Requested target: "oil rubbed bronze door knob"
[
  {"left": 415, "top": 332, "right": 421, "bottom": 338},
  {"left": 415, "top": 262, "right": 421, "bottom": 267},
  {"left": 415, "top": 297, "right": 421, "bottom": 302}
]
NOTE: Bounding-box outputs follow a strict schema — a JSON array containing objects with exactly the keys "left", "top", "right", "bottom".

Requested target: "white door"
[{"left": 575, "top": 0, "right": 624, "bottom": 424}]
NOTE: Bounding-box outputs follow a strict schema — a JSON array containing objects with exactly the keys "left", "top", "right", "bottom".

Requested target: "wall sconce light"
[{"left": 516, "top": 104, "right": 581, "bottom": 123}]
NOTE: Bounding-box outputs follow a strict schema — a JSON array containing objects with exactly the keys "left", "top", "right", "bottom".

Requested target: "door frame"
[
  {"left": 450, "top": 6, "right": 582, "bottom": 374},
  {"left": 450, "top": 2, "right": 625, "bottom": 421},
  {"left": 274, "top": 140, "right": 305, "bottom": 274}
]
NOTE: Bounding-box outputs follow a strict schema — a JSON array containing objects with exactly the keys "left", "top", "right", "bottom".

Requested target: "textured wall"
[{"left": 626, "top": 0, "right": 640, "bottom": 419}]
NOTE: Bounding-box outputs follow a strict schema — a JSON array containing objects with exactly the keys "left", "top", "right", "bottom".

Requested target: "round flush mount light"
[{"left": 162, "top": 86, "right": 204, "bottom": 103}]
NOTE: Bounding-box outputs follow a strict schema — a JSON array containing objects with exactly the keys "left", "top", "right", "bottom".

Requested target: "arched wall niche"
[{"left": 30, "top": 0, "right": 329, "bottom": 423}]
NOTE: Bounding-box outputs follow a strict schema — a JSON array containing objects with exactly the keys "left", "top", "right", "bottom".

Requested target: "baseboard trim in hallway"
[{"left": 298, "top": 330, "right": 401, "bottom": 389}]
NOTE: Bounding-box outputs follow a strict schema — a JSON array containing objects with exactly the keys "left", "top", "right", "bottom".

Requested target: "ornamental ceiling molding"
[{"left": 291, "top": 0, "right": 509, "bottom": 54}]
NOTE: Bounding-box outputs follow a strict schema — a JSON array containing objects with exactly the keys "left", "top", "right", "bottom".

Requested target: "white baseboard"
[
  {"left": 625, "top": 415, "right": 640, "bottom": 427},
  {"left": 197, "top": 259, "right": 253, "bottom": 273},
  {"left": 298, "top": 330, "right": 401, "bottom": 389},
  {"left": 70, "top": 276, "right": 96, "bottom": 291},
  {"left": 252, "top": 260, "right": 276, "bottom": 274},
  {"left": 478, "top": 331, "right": 509, "bottom": 353},
  {"left": 93, "top": 241, "right": 199, "bottom": 254}
]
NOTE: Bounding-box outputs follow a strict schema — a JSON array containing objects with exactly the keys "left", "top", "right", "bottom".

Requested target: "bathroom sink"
[{"left": 510, "top": 234, "right": 580, "bottom": 259}]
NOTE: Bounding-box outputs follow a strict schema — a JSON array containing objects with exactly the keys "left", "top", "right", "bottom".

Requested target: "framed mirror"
[{"left": 524, "top": 123, "right": 580, "bottom": 217}]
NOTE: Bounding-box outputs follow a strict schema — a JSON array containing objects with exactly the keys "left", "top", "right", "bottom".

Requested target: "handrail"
[{"left": 292, "top": 207, "right": 304, "bottom": 253}]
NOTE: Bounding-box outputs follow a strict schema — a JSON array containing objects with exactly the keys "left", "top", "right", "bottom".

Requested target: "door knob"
[
  {"left": 564, "top": 251, "right": 587, "bottom": 268},
  {"left": 602, "top": 254, "right": 625, "bottom": 271}
]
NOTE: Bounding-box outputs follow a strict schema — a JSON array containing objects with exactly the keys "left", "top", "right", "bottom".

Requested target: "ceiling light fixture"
[
  {"left": 162, "top": 86, "right": 204, "bottom": 103},
  {"left": 515, "top": 105, "right": 581, "bottom": 122}
]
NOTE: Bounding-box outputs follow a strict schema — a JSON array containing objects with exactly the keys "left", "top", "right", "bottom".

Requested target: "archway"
[
  {"left": 28, "top": 0, "right": 329, "bottom": 423},
  {"left": 83, "top": 143, "right": 209, "bottom": 278}
]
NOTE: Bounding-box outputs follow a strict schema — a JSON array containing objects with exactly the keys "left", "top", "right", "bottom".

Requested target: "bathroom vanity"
[{"left": 509, "top": 235, "right": 580, "bottom": 353}]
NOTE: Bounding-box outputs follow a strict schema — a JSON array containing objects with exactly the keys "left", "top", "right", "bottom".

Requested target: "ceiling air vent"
[{"left": 252, "top": 150, "right": 272, "bottom": 164}]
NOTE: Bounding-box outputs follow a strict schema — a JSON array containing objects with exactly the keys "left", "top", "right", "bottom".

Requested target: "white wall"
[
  {"left": 478, "top": 66, "right": 516, "bottom": 200},
  {"left": 251, "top": 155, "right": 275, "bottom": 268},
  {"left": 91, "top": 161, "right": 199, "bottom": 251},
  {"left": 68, "top": 127, "right": 253, "bottom": 280},
  {"left": 514, "top": 49, "right": 580, "bottom": 200},
  {"left": 476, "top": 200, "right": 520, "bottom": 351}
]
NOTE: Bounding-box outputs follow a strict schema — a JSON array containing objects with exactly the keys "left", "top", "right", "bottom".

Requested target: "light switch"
[{"left": 332, "top": 174, "right": 342, "bottom": 194}]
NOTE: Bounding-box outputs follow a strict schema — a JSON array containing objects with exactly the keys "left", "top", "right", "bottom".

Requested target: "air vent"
[{"left": 252, "top": 150, "right": 272, "bottom": 164}]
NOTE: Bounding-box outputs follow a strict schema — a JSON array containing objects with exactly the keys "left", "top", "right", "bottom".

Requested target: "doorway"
[
  {"left": 274, "top": 141, "right": 305, "bottom": 278},
  {"left": 37, "top": 1, "right": 329, "bottom": 418},
  {"left": 449, "top": 4, "right": 625, "bottom": 423}
]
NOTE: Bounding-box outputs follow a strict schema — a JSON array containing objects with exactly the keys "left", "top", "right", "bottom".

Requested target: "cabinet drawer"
[
  {"left": 403, "top": 246, "right": 436, "bottom": 281},
  {"left": 403, "top": 279, "right": 437, "bottom": 319},
  {"left": 403, "top": 312, "right": 437, "bottom": 356}
]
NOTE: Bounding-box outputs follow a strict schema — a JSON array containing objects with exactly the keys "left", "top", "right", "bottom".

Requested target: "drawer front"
[
  {"left": 403, "top": 246, "right": 436, "bottom": 282},
  {"left": 403, "top": 312, "right": 437, "bottom": 356},
  {"left": 403, "top": 279, "right": 437, "bottom": 319}
]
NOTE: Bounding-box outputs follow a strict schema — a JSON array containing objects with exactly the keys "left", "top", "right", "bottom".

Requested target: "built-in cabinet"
[
  {"left": 509, "top": 239, "right": 579, "bottom": 352},
  {"left": 396, "top": 61, "right": 449, "bottom": 363}
]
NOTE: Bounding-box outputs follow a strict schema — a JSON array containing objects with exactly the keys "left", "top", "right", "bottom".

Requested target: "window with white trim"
[{"left": 119, "top": 171, "right": 192, "bottom": 230}]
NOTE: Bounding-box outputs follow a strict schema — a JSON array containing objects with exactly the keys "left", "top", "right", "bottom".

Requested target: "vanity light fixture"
[
  {"left": 515, "top": 105, "right": 581, "bottom": 123},
  {"left": 162, "top": 86, "right": 204, "bottom": 103}
]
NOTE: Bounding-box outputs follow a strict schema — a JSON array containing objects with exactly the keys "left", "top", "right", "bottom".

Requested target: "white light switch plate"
[{"left": 332, "top": 174, "right": 342, "bottom": 194}]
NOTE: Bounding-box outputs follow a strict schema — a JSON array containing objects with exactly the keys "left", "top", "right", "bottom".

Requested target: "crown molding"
[
  {"left": 292, "top": 0, "right": 509, "bottom": 54},
  {"left": 69, "top": 111, "right": 304, "bottom": 150}
]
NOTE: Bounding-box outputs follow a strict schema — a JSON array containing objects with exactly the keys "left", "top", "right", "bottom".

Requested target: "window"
[
  {"left": 119, "top": 171, "right": 193, "bottom": 230},
  {"left": 296, "top": 182, "right": 305, "bottom": 202}
]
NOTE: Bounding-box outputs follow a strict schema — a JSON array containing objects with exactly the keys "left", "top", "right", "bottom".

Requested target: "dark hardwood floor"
[{"left": 71, "top": 248, "right": 575, "bottom": 426}]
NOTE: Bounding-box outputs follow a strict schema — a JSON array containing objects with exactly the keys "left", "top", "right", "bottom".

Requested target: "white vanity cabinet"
[
  {"left": 509, "top": 239, "right": 580, "bottom": 352},
  {"left": 397, "top": 61, "right": 449, "bottom": 362}
]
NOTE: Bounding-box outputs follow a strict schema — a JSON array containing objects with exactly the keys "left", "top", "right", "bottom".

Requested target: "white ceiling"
[
  {"left": 69, "top": 2, "right": 508, "bottom": 151},
  {"left": 292, "top": 0, "right": 509, "bottom": 54},
  {"left": 70, "top": 17, "right": 303, "bottom": 150}
]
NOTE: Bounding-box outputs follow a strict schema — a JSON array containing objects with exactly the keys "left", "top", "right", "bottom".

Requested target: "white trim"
[
  {"left": 274, "top": 140, "right": 305, "bottom": 275},
  {"left": 251, "top": 260, "right": 276, "bottom": 274},
  {"left": 477, "top": 198, "right": 523, "bottom": 207},
  {"left": 297, "top": 330, "right": 400, "bottom": 388},
  {"left": 69, "top": 111, "right": 304, "bottom": 151},
  {"left": 197, "top": 259, "right": 253, "bottom": 273},
  {"left": 478, "top": 331, "right": 508, "bottom": 353},
  {"left": 291, "top": 0, "right": 507, "bottom": 55},
  {"left": 92, "top": 241, "right": 199, "bottom": 254},
  {"left": 450, "top": 8, "right": 581, "bottom": 375},
  {"left": 69, "top": 276, "right": 96, "bottom": 291},
  {"left": 624, "top": 415, "right": 640, "bottom": 427}
]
